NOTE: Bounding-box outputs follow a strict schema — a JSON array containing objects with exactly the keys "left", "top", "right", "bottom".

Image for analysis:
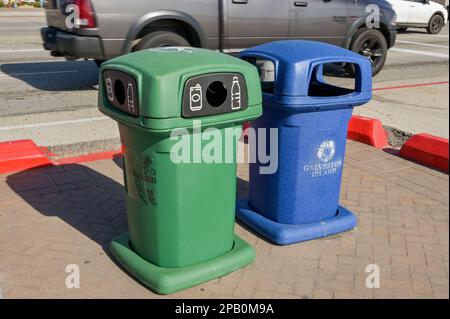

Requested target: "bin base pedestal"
[
  {"left": 110, "top": 233, "right": 255, "bottom": 295},
  {"left": 236, "top": 199, "right": 357, "bottom": 245}
]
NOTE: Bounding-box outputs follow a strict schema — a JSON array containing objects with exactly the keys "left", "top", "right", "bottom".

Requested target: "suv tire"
[
  {"left": 347, "top": 28, "right": 388, "bottom": 77},
  {"left": 427, "top": 14, "right": 444, "bottom": 34},
  {"left": 135, "top": 31, "right": 191, "bottom": 50}
]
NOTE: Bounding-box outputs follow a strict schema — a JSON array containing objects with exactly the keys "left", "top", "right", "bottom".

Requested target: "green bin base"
[{"left": 110, "top": 233, "right": 255, "bottom": 295}]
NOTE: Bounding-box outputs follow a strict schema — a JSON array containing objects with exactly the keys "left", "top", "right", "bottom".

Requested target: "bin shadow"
[
  {"left": 235, "top": 177, "right": 275, "bottom": 244},
  {"left": 237, "top": 177, "right": 249, "bottom": 199},
  {"left": 6, "top": 162, "right": 127, "bottom": 254},
  {"left": 6, "top": 166, "right": 275, "bottom": 261},
  {"left": 113, "top": 155, "right": 124, "bottom": 169},
  {"left": 0, "top": 60, "right": 99, "bottom": 91}
]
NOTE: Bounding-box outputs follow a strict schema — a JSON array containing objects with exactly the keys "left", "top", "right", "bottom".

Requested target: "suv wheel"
[
  {"left": 427, "top": 14, "right": 444, "bottom": 34},
  {"left": 347, "top": 28, "right": 388, "bottom": 77},
  {"left": 135, "top": 31, "right": 191, "bottom": 50}
]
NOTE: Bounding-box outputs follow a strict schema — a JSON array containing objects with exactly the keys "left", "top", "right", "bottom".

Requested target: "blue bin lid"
[{"left": 239, "top": 40, "right": 372, "bottom": 111}]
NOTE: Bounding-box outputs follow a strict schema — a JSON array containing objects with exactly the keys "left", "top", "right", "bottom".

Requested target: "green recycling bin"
[{"left": 98, "top": 47, "right": 262, "bottom": 294}]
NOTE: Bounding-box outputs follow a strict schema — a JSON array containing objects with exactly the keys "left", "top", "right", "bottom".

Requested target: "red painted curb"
[
  {"left": 373, "top": 81, "right": 449, "bottom": 92},
  {"left": 242, "top": 122, "right": 251, "bottom": 138},
  {"left": 0, "top": 140, "right": 53, "bottom": 174},
  {"left": 347, "top": 115, "right": 388, "bottom": 148},
  {"left": 399, "top": 133, "right": 449, "bottom": 173}
]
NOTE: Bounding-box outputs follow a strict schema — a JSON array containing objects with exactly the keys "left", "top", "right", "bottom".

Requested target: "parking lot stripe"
[
  {"left": 0, "top": 60, "right": 64, "bottom": 66},
  {"left": 0, "top": 117, "right": 108, "bottom": 132},
  {"left": 0, "top": 70, "right": 78, "bottom": 78},
  {"left": 0, "top": 49, "right": 46, "bottom": 53},
  {"left": 396, "top": 40, "right": 449, "bottom": 49},
  {"left": 390, "top": 48, "right": 449, "bottom": 59}
]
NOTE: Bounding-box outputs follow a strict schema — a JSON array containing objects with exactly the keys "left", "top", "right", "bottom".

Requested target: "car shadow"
[
  {"left": 0, "top": 60, "right": 99, "bottom": 91},
  {"left": 6, "top": 162, "right": 126, "bottom": 254},
  {"left": 398, "top": 29, "right": 430, "bottom": 35}
]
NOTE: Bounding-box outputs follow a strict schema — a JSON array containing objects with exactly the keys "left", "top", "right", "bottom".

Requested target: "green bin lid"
[{"left": 98, "top": 47, "right": 262, "bottom": 133}]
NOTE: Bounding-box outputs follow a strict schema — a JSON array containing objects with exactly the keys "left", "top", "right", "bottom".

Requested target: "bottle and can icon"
[
  {"left": 127, "top": 82, "right": 135, "bottom": 114},
  {"left": 231, "top": 77, "right": 241, "bottom": 110},
  {"left": 190, "top": 84, "right": 203, "bottom": 111},
  {"left": 106, "top": 77, "right": 114, "bottom": 102}
]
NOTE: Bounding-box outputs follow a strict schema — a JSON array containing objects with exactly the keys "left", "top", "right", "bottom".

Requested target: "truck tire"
[
  {"left": 347, "top": 28, "right": 388, "bottom": 77},
  {"left": 427, "top": 14, "right": 444, "bottom": 34},
  {"left": 135, "top": 31, "right": 191, "bottom": 51}
]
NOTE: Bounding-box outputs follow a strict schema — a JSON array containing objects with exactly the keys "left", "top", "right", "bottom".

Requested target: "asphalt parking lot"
[{"left": 0, "top": 10, "right": 448, "bottom": 156}]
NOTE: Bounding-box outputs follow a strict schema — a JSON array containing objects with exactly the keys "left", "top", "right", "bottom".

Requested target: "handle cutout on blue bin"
[
  {"left": 243, "top": 58, "right": 276, "bottom": 95},
  {"left": 308, "top": 63, "right": 358, "bottom": 97}
]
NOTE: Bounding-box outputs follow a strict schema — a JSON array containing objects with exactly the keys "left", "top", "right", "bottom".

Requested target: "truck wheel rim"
[{"left": 358, "top": 36, "right": 384, "bottom": 70}]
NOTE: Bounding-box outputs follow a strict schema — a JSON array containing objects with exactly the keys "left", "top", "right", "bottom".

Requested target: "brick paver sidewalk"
[{"left": 0, "top": 141, "right": 448, "bottom": 299}]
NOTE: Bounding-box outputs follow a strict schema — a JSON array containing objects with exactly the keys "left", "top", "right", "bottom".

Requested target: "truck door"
[
  {"left": 289, "top": 0, "right": 351, "bottom": 47},
  {"left": 224, "top": 0, "right": 290, "bottom": 53}
]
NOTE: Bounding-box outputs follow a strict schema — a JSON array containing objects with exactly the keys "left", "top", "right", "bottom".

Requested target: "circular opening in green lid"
[
  {"left": 114, "top": 79, "right": 126, "bottom": 106},
  {"left": 206, "top": 81, "right": 227, "bottom": 107}
]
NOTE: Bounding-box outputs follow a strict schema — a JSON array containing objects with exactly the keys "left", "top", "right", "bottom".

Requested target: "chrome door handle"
[{"left": 294, "top": 1, "right": 308, "bottom": 7}]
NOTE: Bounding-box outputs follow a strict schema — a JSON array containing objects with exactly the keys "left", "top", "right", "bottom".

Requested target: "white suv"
[{"left": 388, "top": 0, "right": 448, "bottom": 34}]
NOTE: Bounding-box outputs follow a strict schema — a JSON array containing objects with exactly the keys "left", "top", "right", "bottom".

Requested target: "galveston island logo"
[
  {"left": 304, "top": 139, "right": 342, "bottom": 178},
  {"left": 317, "top": 140, "right": 336, "bottom": 163}
]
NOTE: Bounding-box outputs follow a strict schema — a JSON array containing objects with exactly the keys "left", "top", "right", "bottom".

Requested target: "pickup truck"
[{"left": 41, "top": 0, "right": 397, "bottom": 76}]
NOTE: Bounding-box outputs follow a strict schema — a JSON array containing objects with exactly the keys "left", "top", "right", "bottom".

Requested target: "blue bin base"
[{"left": 236, "top": 199, "right": 357, "bottom": 245}]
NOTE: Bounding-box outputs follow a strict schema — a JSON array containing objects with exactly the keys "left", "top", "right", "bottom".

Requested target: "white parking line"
[
  {"left": 0, "top": 49, "right": 46, "bottom": 53},
  {"left": 390, "top": 47, "right": 449, "bottom": 59},
  {"left": 0, "top": 59, "right": 65, "bottom": 66},
  {"left": 0, "top": 70, "right": 78, "bottom": 77},
  {"left": 0, "top": 117, "right": 108, "bottom": 132},
  {"left": 396, "top": 40, "right": 449, "bottom": 49}
]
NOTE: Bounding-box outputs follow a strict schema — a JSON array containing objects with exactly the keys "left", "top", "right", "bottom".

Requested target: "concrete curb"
[
  {"left": 46, "top": 138, "right": 121, "bottom": 160},
  {"left": 56, "top": 149, "right": 122, "bottom": 165},
  {"left": 399, "top": 133, "right": 449, "bottom": 173},
  {"left": 1, "top": 122, "right": 448, "bottom": 174}
]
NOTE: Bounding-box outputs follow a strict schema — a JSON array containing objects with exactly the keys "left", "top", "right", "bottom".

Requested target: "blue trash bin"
[{"left": 237, "top": 40, "right": 372, "bottom": 245}]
